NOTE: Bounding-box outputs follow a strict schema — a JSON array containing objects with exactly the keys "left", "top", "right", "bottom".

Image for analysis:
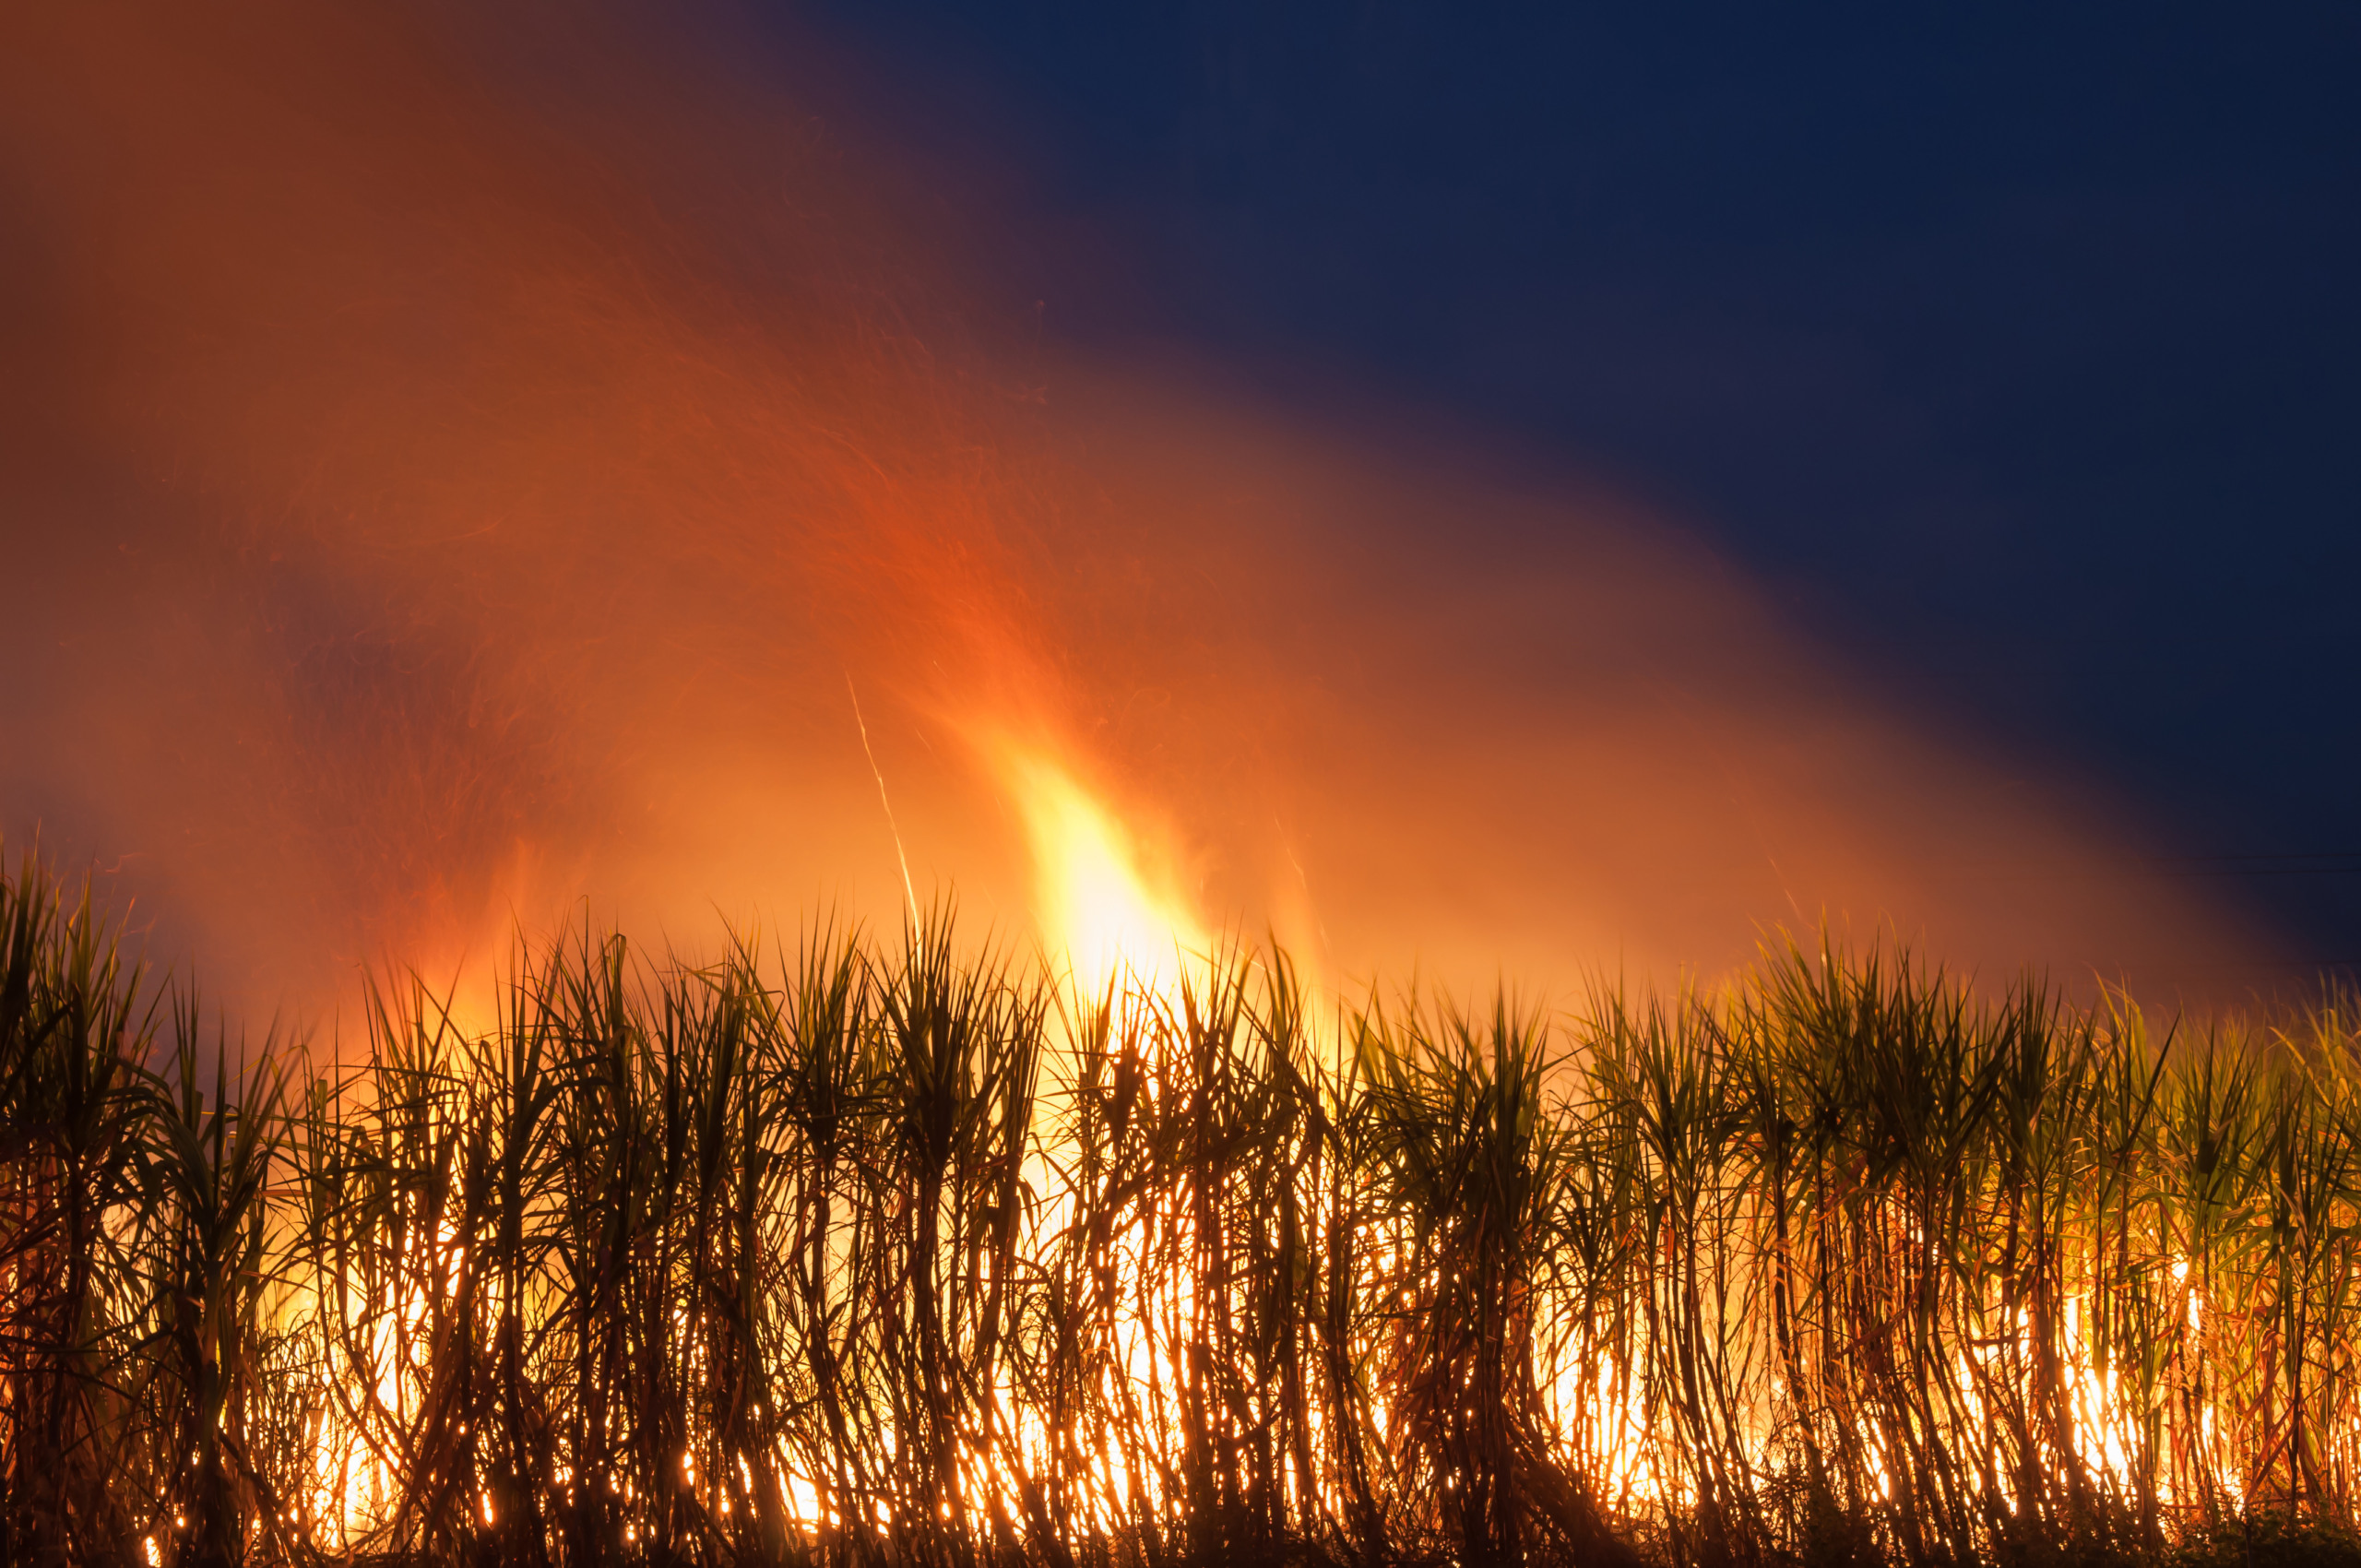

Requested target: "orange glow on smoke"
[{"left": 0, "top": 0, "right": 2287, "bottom": 1037}]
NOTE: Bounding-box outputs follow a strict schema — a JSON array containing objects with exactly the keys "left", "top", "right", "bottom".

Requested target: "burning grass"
[{"left": 5, "top": 842, "right": 2360, "bottom": 1567}]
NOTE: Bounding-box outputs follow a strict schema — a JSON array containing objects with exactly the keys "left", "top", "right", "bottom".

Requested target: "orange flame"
[{"left": 986, "top": 735, "right": 1209, "bottom": 994}]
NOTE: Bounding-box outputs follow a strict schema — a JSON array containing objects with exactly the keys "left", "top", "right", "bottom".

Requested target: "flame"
[{"left": 989, "top": 737, "right": 1209, "bottom": 995}]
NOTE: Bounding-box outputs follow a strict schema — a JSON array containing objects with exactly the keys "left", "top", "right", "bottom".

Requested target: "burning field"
[
  {"left": 2, "top": 2, "right": 2352, "bottom": 1564},
  {"left": 8, "top": 854, "right": 2361, "bottom": 1567}
]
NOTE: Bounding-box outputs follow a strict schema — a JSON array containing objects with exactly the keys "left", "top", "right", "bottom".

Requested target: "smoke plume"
[{"left": 0, "top": 0, "right": 2274, "bottom": 1025}]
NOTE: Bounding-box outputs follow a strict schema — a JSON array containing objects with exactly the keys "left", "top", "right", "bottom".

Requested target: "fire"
[{"left": 989, "top": 738, "right": 1209, "bottom": 995}]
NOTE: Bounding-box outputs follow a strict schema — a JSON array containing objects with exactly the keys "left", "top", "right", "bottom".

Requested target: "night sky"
[{"left": 780, "top": 1, "right": 2361, "bottom": 973}]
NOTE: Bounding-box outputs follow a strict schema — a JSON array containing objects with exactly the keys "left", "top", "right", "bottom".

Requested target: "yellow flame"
[{"left": 992, "top": 742, "right": 1207, "bottom": 994}]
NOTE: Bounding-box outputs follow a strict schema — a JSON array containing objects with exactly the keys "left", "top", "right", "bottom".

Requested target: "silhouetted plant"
[{"left": 4, "top": 844, "right": 2359, "bottom": 1566}]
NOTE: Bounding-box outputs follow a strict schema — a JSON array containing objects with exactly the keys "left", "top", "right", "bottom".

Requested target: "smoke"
[{"left": 0, "top": 0, "right": 2274, "bottom": 1024}]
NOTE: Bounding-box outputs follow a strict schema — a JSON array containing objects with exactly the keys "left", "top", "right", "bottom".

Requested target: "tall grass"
[{"left": 4, "top": 846, "right": 2360, "bottom": 1566}]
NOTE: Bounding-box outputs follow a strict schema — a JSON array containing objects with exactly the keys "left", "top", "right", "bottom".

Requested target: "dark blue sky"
[{"left": 781, "top": 1, "right": 2360, "bottom": 968}]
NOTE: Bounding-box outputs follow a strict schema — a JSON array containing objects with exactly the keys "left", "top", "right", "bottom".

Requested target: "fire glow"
[
  {"left": 990, "top": 737, "right": 1211, "bottom": 995},
  {"left": 0, "top": 5, "right": 2343, "bottom": 1565},
  {"left": 7, "top": 847, "right": 2331, "bottom": 1565}
]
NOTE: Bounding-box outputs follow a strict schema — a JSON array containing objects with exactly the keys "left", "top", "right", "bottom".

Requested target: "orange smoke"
[{"left": 0, "top": 0, "right": 2278, "bottom": 1022}]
